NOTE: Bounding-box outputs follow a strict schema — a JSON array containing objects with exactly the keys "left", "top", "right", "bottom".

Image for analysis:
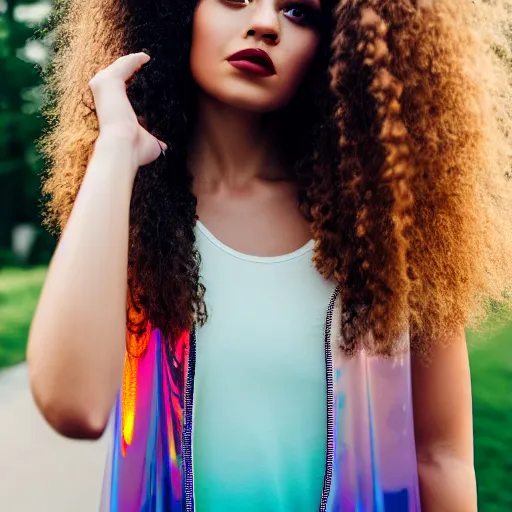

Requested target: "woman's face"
[{"left": 190, "top": 0, "right": 324, "bottom": 112}]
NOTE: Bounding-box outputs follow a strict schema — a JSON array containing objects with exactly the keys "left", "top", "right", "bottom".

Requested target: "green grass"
[
  {"left": 0, "top": 266, "right": 510, "bottom": 509},
  {"left": 468, "top": 326, "right": 512, "bottom": 512},
  {"left": 0, "top": 266, "right": 47, "bottom": 368}
]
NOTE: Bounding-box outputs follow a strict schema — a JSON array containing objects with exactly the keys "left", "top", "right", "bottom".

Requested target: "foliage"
[{"left": 0, "top": 0, "right": 55, "bottom": 263}]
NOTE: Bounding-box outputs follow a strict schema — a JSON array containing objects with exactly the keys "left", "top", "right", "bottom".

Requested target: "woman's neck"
[{"left": 188, "top": 92, "right": 288, "bottom": 193}]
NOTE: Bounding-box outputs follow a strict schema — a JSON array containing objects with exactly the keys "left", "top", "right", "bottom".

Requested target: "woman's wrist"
[{"left": 92, "top": 132, "right": 140, "bottom": 181}]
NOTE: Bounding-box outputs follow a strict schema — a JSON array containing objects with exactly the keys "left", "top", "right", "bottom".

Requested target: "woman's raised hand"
[{"left": 88, "top": 52, "right": 167, "bottom": 168}]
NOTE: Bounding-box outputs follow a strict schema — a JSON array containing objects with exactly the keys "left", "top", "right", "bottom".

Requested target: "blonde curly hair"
[{"left": 37, "top": 0, "right": 512, "bottom": 360}]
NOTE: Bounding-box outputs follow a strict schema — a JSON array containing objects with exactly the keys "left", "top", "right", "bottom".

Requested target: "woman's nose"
[{"left": 245, "top": 3, "right": 280, "bottom": 45}]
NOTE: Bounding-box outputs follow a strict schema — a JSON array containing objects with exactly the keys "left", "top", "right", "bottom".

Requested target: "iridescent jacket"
[{"left": 100, "top": 286, "right": 422, "bottom": 511}]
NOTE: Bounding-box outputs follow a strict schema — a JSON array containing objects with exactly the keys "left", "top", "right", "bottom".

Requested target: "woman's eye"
[
  {"left": 284, "top": 6, "right": 305, "bottom": 19},
  {"left": 222, "top": 0, "right": 322, "bottom": 27},
  {"left": 282, "top": 3, "right": 320, "bottom": 27}
]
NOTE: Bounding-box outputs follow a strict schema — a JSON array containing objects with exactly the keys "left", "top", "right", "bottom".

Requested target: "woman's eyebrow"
[{"left": 301, "top": 0, "right": 322, "bottom": 9}]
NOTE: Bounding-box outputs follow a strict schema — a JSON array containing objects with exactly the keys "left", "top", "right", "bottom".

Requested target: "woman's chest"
[
  {"left": 195, "top": 181, "right": 312, "bottom": 258},
  {"left": 193, "top": 227, "right": 337, "bottom": 382}
]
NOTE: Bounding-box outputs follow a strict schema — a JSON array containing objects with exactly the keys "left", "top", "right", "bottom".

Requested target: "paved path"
[{"left": 0, "top": 364, "right": 109, "bottom": 511}]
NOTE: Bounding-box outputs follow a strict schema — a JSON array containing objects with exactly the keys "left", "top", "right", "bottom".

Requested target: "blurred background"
[{"left": 0, "top": 0, "right": 510, "bottom": 511}]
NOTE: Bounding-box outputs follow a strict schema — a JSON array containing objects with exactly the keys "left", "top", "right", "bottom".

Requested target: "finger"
[
  {"left": 107, "top": 52, "right": 150, "bottom": 83},
  {"left": 89, "top": 54, "right": 150, "bottom": 129}
]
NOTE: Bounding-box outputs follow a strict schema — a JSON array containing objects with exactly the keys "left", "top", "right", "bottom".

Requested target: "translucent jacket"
[{"left": 100, "top": 286, "right": 421, "bottom": 511}]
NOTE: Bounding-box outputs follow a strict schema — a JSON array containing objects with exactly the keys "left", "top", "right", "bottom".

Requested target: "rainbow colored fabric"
[
  {"left": 327, "top": 349, "right": 422, "bottom": 510},
  {"left": 100, "top": 325, "right": 192, "bottom": 511},
  {"left": 100, "top": 294, "right": 421, "bottom": 511}
]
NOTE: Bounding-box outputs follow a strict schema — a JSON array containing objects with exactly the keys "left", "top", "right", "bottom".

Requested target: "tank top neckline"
[{"left": 195, "top": 219, "right": 315, "bottom": 264}]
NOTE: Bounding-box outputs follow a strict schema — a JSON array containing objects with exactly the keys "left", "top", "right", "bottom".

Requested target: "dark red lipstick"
[{"left": 227, "top": 48, "right": 276, "bottom": 77}]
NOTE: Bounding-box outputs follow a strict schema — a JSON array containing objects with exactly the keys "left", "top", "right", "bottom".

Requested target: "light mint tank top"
[{"left": 192, "top": 220, "right": 338, "bottom": 511}]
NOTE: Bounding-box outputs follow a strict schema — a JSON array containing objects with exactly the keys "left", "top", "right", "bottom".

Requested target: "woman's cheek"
[
  {"left": 190, "top": 4, "right": 226, "bottom": 81},
  {"left": 276, "top": 38, "right": 319, "bottom": 101}
]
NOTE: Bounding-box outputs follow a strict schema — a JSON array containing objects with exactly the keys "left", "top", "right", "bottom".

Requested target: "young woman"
[{"left": 27, "top": 0, "right": 512, "bottom": 510}]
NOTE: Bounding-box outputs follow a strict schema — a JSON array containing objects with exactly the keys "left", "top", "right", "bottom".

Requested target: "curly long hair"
[{"left": 36, "top": 0, "right": 512, "bottom": 360}]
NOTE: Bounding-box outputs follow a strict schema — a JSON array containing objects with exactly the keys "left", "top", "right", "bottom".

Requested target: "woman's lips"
[{"left": 227, "top": 48, "right": 276, "bottom": 77}]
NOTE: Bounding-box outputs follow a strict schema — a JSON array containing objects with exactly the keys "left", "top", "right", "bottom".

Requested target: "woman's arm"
[
  {"left": 27, "top": 135, "right": 138, "bottom": 439},
  {"left": 27, "top": 53, "right": 166, "bottom": 440},
  {"left": 411, "top": 327, "right": 477, "bottom": 512}
]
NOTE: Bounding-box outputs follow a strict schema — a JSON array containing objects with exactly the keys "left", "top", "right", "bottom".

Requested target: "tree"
[{"left": 0, "top": 0, "right": 54, "bottom": 265}]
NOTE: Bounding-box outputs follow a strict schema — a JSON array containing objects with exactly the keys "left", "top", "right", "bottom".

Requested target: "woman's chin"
[{"left": 200, "top": 83, "right": 290, "bottom": 113}]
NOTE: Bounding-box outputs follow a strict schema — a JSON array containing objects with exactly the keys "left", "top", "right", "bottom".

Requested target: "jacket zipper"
[
  {"left": 183, "top": 327, "right": 197, "bottom": 512},
  {"left": 183, "top": 285, "right": 340, "bottom": 512},
  {"left": 319, "top": 284, "right": 340, "bottom": 512}
]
